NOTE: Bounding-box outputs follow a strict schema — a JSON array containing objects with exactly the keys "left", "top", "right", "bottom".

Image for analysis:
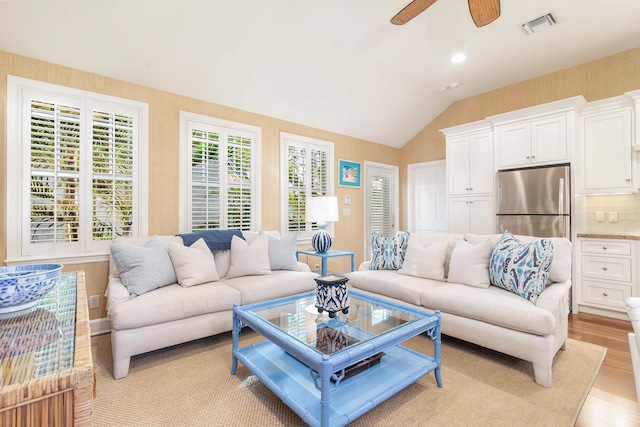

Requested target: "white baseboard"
[{"left": 90, "top": 317, "right": 111, "bottom": 336}]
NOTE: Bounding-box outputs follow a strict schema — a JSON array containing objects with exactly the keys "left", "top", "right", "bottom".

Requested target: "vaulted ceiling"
[{"left": 1, "top": 0, "right": 639, "bottom": 148}]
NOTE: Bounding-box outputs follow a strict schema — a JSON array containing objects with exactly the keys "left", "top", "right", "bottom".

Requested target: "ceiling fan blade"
[
  {"left": 468, "top": 0, "right": 500, "bottom": 27},
  {"left": 391, "top": 0, "right": 439, "bottom": 25}
]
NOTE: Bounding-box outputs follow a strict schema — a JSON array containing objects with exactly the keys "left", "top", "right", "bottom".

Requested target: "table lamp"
[{"left": 306, "top": 196, "right": 339, "bottom": 253}]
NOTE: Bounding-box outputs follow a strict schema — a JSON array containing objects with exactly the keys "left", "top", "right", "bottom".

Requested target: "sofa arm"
[
  {"left": 358, "top": 261, "right": 371, "bottom": 271},
  {"left": 297, "top": 262, "right": 312, "bottom": 273},
  {"left": 535, "top": 280, "right": 571, "bottom": 323},
  {"left": 106, "top": 274, "right": 131, "bottom": 318}
]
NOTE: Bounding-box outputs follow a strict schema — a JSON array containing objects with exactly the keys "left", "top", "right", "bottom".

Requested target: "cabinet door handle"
[
  {"left": 602, "top": 266, "right": 608, "bottom": 271},
  {"left": 469, "top": 187, "right": 473, "bottom": 191},
  {"left": 627, "top": 178, "right": 631, "bottom": 182},
  {"left": 602, "top": 246, "right": 607, "bottom": 250},
  {"left": 531, "top": 155, "right": 536, "bottom": 159},
  {"left": 602, "top": 293, "right": 609, "bottom": 297},
  {"left": 526, "top": 155, "right": 530, "bottom": 159}
]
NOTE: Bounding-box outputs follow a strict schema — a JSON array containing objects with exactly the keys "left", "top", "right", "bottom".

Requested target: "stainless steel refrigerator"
[{"left": 496, "top": 165, "right": 570, "bottom": 238}]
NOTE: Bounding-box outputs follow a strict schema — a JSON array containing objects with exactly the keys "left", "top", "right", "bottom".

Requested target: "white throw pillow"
[
  {"left": 225, "top": 233, "right": 272, "bottom": 279},
  {"left": 398, "top": 238, "right": 449, "bottom": 281},
  {"left": 447, "top": 239, "right": 493, "bottom": 288},
  {"left": 168, "top": 238, "right": 219, "bottom": 287}
]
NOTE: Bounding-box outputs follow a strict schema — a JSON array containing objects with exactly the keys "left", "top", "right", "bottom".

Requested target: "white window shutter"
[
  {"left": 370, "top": 175, "right": 392, "bottom": 237},
  {"left": 187, "top": 122, "right": 257, "bottom": 231},
  {"left": 29, "top": 99, "right": 81, "bottom": 245},
  {"left": 91, "top": 109, "right": 134, "bottom": 241}
]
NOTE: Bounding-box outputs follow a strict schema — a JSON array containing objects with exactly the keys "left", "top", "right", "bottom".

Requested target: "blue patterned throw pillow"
[
  {"left": 370, "top": 231, "right": 410, "bottom": 270},
  {"left": 489, "top": 231, "right": 554, "bottom": 304}
]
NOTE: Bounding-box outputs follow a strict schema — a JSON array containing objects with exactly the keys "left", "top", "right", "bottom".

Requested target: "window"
[
  {"left": 6, "top": 76, "right": 148, "bottom": 263},
  {"left": 364, "top": 162, "right": 399, "bottom": 259},
  {"left": 280, "top": 133, "right": 334, "bottom": 242},
  {"left": 179, "top": 112, "right": 261, "bottom": 232}
]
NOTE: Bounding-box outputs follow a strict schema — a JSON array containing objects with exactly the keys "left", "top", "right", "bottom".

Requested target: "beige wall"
[
  {"left": 399, "top": 47, "right": 640, "bottom": 228},
  {"left": 0, "top": 50, "right": 398, "bottom": 320}
]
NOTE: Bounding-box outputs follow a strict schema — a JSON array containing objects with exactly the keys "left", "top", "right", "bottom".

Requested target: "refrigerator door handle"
[{"left": 558, "top": 178, "right": 564, "bottom": 217}]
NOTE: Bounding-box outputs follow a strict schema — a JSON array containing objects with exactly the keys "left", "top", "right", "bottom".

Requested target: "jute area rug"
[{"left": 92, "top": 330, "right": 605, "bottom": 427}]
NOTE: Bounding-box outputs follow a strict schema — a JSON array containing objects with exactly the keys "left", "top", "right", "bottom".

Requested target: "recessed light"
[{"left": 451, "top": 53, "right": 466, "bottom": 63}]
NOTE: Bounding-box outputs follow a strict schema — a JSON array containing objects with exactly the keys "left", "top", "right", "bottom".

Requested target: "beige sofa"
[
  {"left": 106, "top": 231, "right": 318, "bottom": 379},
  {"left": 348, "top": 232, "right": 572, "bottom": 387}
]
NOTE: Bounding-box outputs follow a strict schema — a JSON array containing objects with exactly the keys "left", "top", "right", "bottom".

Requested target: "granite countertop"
[{"left": 577, "top": 233, "right": 640, "bottom": 241}]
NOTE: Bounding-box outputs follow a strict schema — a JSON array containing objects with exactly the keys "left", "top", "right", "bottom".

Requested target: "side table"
[
  {"left": 0, "top": 271, "right": 93, "bottom": 426},
  {"left": 296, "top": 249, "right": 355, "bottom": 276}
]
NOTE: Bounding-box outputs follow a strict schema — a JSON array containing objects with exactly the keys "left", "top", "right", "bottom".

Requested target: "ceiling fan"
[{"left": 391, "top": 0, "right": 501, "bottom": 27}]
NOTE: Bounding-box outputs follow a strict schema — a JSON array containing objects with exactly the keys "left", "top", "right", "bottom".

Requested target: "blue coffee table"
[{"left": 231, "top": 289, "right": 441, "bottom": 427}]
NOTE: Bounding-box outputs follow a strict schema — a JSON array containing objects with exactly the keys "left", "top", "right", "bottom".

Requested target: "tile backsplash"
[{"left": 583, "top": 194, "right": 640, "bottom": 234}]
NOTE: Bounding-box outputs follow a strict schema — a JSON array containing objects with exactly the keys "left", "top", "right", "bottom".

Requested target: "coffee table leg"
[
  {"left": 319, "top": 356, "right": 331, "bottom": 427},
  {"left": 231, "top": 305, "right": 239, "bottom": 375},
  {"left": 434, "top": 313, "right": 442, "bottom": 388}
]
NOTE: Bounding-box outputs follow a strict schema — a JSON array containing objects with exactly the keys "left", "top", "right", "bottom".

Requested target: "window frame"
[
  {"left": 280, "top": 132, "right": 334, "bottom": 243},
  {"left": 6, "top": 76, "right": 149, "bottom": 265},
  {"left": 178, "top": 111, "right": 262, "bottom": 233}
]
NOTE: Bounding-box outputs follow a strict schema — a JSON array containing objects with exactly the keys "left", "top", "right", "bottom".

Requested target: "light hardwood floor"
[{"left": 571, "top": 312, "right": 640, "bottom": 426}]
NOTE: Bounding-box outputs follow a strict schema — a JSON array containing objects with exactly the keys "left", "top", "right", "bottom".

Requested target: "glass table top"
[
  {"left": 0, "top": 272, "right": 77, "bottom": 386},
  {"left": 247, "top": 292, "right": 426, "bottom": 356}
]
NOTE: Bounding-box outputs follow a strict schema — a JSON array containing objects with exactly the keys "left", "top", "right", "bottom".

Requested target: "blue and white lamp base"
[{"left": 312, "top": 228, "right": 332, "bottom": 253}]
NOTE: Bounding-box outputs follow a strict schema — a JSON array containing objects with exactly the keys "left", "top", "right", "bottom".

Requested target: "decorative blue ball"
[{"left": 312, "top": 229, "right": 332, "bottom": 252}]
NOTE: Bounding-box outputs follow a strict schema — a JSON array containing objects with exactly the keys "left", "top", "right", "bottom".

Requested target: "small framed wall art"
[{"left": 338, "top": 159, "right": 361, "bottom": 188}]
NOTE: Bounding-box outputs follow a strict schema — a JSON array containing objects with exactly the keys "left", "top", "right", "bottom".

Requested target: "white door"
[
  {"left": 408, "top": 161, "right": 447, "bottom": 233},
  {"left": 364, "top": 161, "right": 399, "bottom": 260}
]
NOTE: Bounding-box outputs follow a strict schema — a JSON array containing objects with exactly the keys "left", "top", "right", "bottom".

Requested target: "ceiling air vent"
[{"left": 521, "top": 13, "right": 556, "bottom": 35}]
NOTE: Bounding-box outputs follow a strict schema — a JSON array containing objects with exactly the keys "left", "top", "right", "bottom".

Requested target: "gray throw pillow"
[
  {"left": 268, "top": 232, "right": 299, "bottom": 271},
  {"left": 110, "top": 236, "right": 178, "bottom": 297}
]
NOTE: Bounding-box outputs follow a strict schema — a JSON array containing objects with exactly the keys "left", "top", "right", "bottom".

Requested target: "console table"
[{"left": 0, "top": 271, "right": 93, "bottom": 426}]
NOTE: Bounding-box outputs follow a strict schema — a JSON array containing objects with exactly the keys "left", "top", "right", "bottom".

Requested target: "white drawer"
[
  {"left": 581, "top": 255, "right": 631, "bottom": 282},
  {"left": 582, "top": 280, "right": 631, "bottom": 310},
  {"left": 581, "top": 239, "right": 632, "bottom": 256}
]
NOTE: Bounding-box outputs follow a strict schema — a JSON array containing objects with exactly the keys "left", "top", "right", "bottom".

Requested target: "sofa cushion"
[
  {"left": 348, "top": 270, "right": 445, "bottom": 306},
  {"left": 370, "top": 231, "right": 410, "bottom": 270},
  {"left": 168, "top": 238, "right": 220, "bottom": 287},
  {"left": 398, "top": 238, "right": 448, "bottom": 281},
  {"left": 109, "top": 282, "right": 241, "bottom": 330},
  {"left": 110, "top": 236, "right": 178, "bottom": 297},
  {"left": 224, "top": 270, "right": 318, "bottom": 305},
  {"left": 420, "top": 283, "right": 557, "bottom": 336},
  {"left": 268, "top": 232, "right": 299, "bottom": 271},
  {"left": 489, "top": 232, "right": 554, "bottom": 303},
  {"left": 226, "top": 233, "right": 272, "bottom": 279},
  {"left": 447, "top": 239, "right": 493, "bottom": 288}
]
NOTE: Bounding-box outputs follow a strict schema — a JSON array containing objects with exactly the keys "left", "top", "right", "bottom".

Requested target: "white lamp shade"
[{"left": 306, "top": 196, "right": 339, "bottom": 224}]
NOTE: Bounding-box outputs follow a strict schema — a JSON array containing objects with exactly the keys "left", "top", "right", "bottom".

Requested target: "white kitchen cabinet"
[
  {"left": 446, "top": 130, "right": 494, "bottom": 196},
  {"left": 497, "top": 114, "right": 567, "bottom": 169},
  {"left": 579, "top": 97, "right": 634, "bottom": 194},
  {"left": 577, "top": 238, "right": 635, "bottom": 315},
  {"left": 488, "top": 96, "right": 585, "bottom": 170},
  {"left": 447, "top": 195, "right": 494, "bottom": 235}
]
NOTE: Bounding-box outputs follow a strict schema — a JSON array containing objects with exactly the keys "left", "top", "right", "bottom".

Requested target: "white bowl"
[{"left": 0, "top": 264, "right": 63, "bottom": 313}]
